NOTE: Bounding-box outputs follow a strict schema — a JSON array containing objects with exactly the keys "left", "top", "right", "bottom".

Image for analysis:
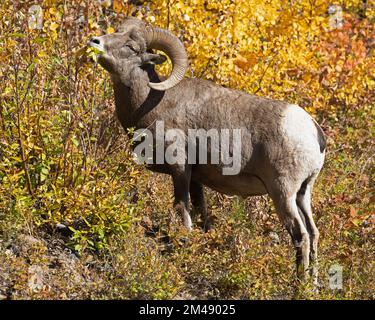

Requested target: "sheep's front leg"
[
  {"left": 190, "top": 180, "right": 212, "bottom": 232},
  {"left": 171, "top": 166, "right": 192, "bottom": 231}
]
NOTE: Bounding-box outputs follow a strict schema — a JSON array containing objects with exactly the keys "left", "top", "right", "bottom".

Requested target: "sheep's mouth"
[{"left": 87, "top": 39, "right": 105, "bottom": 53}]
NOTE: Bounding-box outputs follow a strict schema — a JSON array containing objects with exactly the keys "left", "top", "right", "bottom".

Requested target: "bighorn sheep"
[{"left": 88, "top": 17, "right": 326, "bottom": 281}]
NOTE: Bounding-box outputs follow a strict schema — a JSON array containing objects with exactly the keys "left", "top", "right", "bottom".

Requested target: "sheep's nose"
[
  {"left": 87, "top": 37, "right": 105, "bottom": 51},
  {"left": 89, "top": 37, "right": 101, "bottom": 45}
]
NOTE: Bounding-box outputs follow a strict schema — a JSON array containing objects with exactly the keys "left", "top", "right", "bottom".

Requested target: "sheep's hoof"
[{"left": 203, "top": 216, "right": 215, "bottom": 232}]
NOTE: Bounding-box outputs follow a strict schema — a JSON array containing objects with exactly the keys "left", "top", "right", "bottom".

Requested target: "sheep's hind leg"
[
  {"left": 271, "top": 192, "right": 311, "bottom": 280},
  {"left": 297, "top": 178, "right": 320, "bottom": 286}
]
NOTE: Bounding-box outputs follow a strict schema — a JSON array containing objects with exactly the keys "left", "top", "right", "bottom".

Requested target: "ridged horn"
[{"left": 143, "top": 26, "right": 188, "bottom": 91}]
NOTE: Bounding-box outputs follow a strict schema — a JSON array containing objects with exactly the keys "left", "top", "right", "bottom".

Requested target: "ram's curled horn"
[{"left": 143, "top": 26, "right": 188, "bottom": 91}]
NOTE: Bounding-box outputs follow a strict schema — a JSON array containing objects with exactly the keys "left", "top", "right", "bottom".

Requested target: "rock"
[
  {"left": 28, "top": 265, "right": 45, "bottom": 293},
  {"left": 56, "top": 223, "right": 67, "bottom": 230},
  {"left": 18, "top": 234, "right": 42, "bottom": 246},
  {"left": 56, "top": 223, "right": 72, "bottom": 237},
  {"left": 5, "top": 249, "right": 15, "bottom": 257},
  {"left": 268, "top": 231, "right": 280, "bottom": 244}
]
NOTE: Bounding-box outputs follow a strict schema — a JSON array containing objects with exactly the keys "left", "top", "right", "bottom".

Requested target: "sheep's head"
[{"left": 87, "top": 17, "right": 188, "bottom": 91}]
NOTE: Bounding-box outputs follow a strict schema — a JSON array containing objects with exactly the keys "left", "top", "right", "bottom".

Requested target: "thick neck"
[{"left": 112, "top": 66, "right": 163, "bottom": 130}]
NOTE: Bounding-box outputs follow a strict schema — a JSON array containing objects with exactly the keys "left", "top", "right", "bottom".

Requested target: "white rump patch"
[{"left": 282, "top": 104, "right": 324, "bottom": 167}]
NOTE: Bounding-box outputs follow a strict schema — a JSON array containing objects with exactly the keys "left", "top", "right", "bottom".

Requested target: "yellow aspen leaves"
[{"left": 49, "top": 22, "right": 59, "bottom": 31}]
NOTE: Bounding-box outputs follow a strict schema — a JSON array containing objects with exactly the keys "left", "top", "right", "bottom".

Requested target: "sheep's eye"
[{"left": 126, "top": 43, "right": 137, "bottom": 52}]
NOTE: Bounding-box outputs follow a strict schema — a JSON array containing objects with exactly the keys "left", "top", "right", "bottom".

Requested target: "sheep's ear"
[{"left": 141, "top": 53, "right": 167, "bottom": 65}]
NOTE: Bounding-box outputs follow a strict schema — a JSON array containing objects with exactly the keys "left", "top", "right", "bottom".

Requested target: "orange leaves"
[
  {"left": 301, "top": 72, "right": 313, "bottom": 84},
  {"left": 351, "top": 39, "right": 366, "bottom": 58},
  {"left": 113, "top": 0, "right": 127, "bottom": 14},
  {"left": 268, "top": 11, "right": 294, "bottom": 36},
  {"left": 346, "top": 206, "right": 373, "bottom": 230},
  {"left": 234, "top": 53, "right": 257, "bottom": 73},
  {"left": 313, "top": 12, "right": 374, "bottom": 110}
]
